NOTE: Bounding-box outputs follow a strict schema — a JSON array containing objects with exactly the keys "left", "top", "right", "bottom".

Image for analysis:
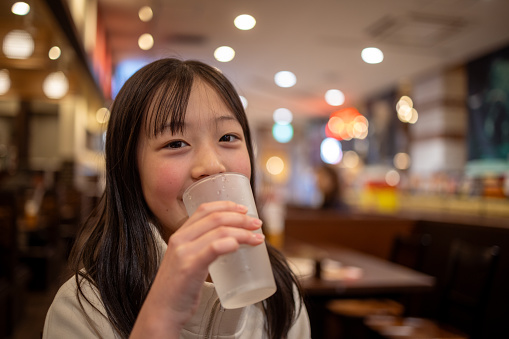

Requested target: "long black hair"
[{"left": 70, "top": 58, "right": 303, "bottom": 338}]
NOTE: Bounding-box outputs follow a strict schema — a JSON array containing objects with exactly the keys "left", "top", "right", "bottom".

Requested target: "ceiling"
[
  {"left": 2, "top": 0, "right": 509, "bottom": 124},
  {"left": 97, "top": 0, "right": 509, "bottom": 125}
]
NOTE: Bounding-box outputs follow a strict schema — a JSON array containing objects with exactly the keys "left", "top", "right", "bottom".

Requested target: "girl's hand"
[{"left": 130, "top": 201, "right": 264, "bottom": 338}]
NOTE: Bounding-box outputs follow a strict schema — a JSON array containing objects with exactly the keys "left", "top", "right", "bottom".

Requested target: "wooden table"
[
  {"left": 284, "top": 240, "right": 436, "bottom": 338},
  {"left": 296, "top": 248, "right": 434, "bottom": 298},
  {"left": 285, "top": 240, "right": 435, "bottom": 298}
]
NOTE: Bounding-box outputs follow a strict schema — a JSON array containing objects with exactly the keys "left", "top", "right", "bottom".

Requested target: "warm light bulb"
[
  {"left": 48, "top": 46, "right": 61, "bottom": 60},
  {"left": 234, "top": 14, "right": 256, "bottom": 30},
  {"left": 325, "top": 89, "right": 345, "bottom": 106},
  {"left": 214, "top": 46, "right": 235, "bottom": 62},
  {"left": 361, "top": 47, "right": 384, "bottom": 64},
  {"left": 43, "top": 71, "right": 69, "bottom": 99},
  {"left": 266, "top": 156, "right": 284, "bottom": 175},
  {"left": 138, "top": 33, "right": 154, "bottom": 50},
  {"left": 274, "top": 71, "right": 296, "bottom": 88},
  {"left": 139, "top": 6, "right": 153, "bottom": 22},
  {"left": 3, "top": 30, "right": 34, "bottom": 59},
  {"left": 12, "top": 2, "right": 30, "bottom": 15}
]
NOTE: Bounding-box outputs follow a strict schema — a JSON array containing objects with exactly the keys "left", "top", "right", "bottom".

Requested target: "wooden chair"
[
  {"left": 389, "top": 233, "right": 432, "bottom": 271},
  {"left": 366, "top": 238, "right": 501, "bottom": 339},
  {"left": 436, "top": 239, "right": 501, "bottom": 339}
]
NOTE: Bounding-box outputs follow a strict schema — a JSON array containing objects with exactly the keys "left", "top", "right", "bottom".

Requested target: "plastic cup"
[{"left": 182, "top": 172, "right": 277, "bottom": 309}]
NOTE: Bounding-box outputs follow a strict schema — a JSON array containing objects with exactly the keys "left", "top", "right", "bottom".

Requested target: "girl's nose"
[{"left": 191, "top": 146, "right": 226, "bottom": 179}]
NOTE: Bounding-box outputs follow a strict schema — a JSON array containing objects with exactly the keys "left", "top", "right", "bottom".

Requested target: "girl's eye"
[
  {"left": 219, "top": 134, "right": 239, "bottom": 142},
  {"left": 166, "top": 140, "right": 189, "bottom": 149}
]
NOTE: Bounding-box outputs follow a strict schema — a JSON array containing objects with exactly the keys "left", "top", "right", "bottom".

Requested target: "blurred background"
[{"left": 1, "top": 0, "right": 509, "bottom": 338}]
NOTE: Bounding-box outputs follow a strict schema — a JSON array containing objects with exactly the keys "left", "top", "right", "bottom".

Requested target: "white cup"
[{"left": 183, "top": 172, "right": 277, "bottom": 309}]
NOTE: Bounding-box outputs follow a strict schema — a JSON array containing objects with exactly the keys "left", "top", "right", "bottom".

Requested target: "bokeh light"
[
  {"left": 273, "top": 108, "right": 293, "bottom": 125},
  {"left": 320, "top": 137, "right": 343, "bottom": 164},
  {"left": 325, "top": 89, "right": 345, "bottom": 106},
  {"left": 394, "top": 152, "right": 411, "bottom": 170},
  {"left": 396, "top": 95, "right": 419, "bottom": 123},
  {"left": 138, "top": 33, "right": 154, "bottom": 50},
  {"left": 325, "top": 107, "right": 368, "bottom": 141},
  {"left": 234, "top": 14, "right": 256, "bottom": 30},
  {"left": 342, "top": 150, "right": 360, "bottom": 168},
  {"left": 138, "top": 6, "right": 153, "bottom": 22},
  {"left": 274, "top": 71, "right": 296, "bottom": 88},
  {"left": 385, "top": 170, "right": 400, "bottom": 186},
  {"left": 43, "top": 71, "right": 69, "bottom": 99},
  {"left": 12, "top": 2, "right": 30, "bottom": 15},
  {"left": 361, "top": 47, "right": 384, "bottom": 64},
  {"left": 272, "top": 123, "right": 294, "bottom": 143},
  {"left": 266, "top": 156, "right": 284, "bottom": 175},
  {"left": 3, "top": 30, "right": 34, "bottom": 59},
  {"left": 96, "top": 107, "right": 110, "bottom": 124},
  {"left": 214, "top": 46, "right": 235, "bottom": 62},
  {"left": 48, "top": 46, "right": 61, "bottom": 60}
]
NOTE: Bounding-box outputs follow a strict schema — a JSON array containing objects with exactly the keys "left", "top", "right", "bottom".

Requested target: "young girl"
[{"left": 43, "top": 58, "right": 311, "bottom": 338}]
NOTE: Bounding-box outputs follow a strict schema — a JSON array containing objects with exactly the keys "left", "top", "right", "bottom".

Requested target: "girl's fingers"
[
  {"left": 169, "top": 225, "right": 265, "bottom": 268},
  {"left": 175, "top": 202, "right": 262, "bottom": 244},
  {"left": 184, "top": 200, "right": 248, "bottom": 225}
]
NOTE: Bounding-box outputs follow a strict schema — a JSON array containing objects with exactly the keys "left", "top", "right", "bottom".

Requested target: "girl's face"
[{"left": 137, "top": 79, "right": 251, "bottom": 237}]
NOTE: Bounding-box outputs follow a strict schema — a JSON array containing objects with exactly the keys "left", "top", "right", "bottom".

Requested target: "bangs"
[{"left": 143, "top": 69, "right": 194, "bottom": 138}]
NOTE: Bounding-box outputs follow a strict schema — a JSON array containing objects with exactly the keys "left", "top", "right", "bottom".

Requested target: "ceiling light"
[
  {"left": 2, "top": 30, "right": 34, "bottom": 59},
  {"left": 234, "top": 14, "right": 256, "bottom": 30},
  {"left": 274, "top": 71, "right": 296, "bottom": 88},
  {"left": 214, "top": 46, "right": 235, "bottom": 62},
  {"left": 273, "top": 108, "right": 293, "bottom": 125},
  {"left": 12, "top": 2, "right": 30, "bottom": 15},
  {"left": 325, "top": 89, "right": 345, "bottom": 106},
  {"left": 43, "top": 71, "right": 69, "bottom": 99},
  {"left": 361, "top": 47, "right": 384, "bottom": 64},
  {"left": 0, "top": 69, "right": 11, "bottom": 95},
  {"left": 139, "top": 6, "right": 153, "bottom": 22},
  {"left": 48, "top": 46, "right": 61, "bottom": 60},
  {"left": 138, "top": 33, "right": 154, "bottom": 50}
]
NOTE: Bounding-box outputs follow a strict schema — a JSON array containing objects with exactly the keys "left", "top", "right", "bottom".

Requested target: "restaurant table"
[
  {"left": 285, "top": 240, "right": 435, "bottom": 297},
  {"left": 287, "top": 245, "right": 435, "bottom": 298},
  {"left": 283, "top": 239, "right": 436, "bottom": 338}
]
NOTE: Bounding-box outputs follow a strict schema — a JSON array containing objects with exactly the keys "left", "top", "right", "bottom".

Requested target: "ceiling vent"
[{"left": 367, "top": 12, "right": 466, "bottom": 48}]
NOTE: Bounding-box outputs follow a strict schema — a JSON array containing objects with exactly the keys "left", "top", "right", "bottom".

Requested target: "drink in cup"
[{"left": 182, "top": 172, "right": 277, "bottom": 309}]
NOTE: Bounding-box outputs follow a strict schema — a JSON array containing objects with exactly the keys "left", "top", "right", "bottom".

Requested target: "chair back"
[
  {"left": 0, "top": 190, "right": 18, "bottom": 281},
  {"left": 438, "top": 238, "right": 501, "bottom": 339},
  {"left": 390, "top": 233, "right": 432, "bottom": 271}
]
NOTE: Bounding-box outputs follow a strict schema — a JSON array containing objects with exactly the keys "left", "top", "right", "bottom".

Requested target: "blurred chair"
[
  {"left": 325, "top": 233, "right": 432, "bottom": 338},
  {"left": 366, "top": 238, "right": 501, "bottom": 339},
  {"left": 436, "top": 239, "right": 500, "bottom": 339},
  {"left": 389, "top": 233, "right": 432, "bottom": 271},
  {"left": 0, "top": 190, "right": 26, "bottom": 337}
]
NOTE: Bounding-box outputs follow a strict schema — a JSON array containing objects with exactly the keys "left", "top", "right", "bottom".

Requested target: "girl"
[{"left": 43, "top": 58, "right": 311, "bottom": 338}]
